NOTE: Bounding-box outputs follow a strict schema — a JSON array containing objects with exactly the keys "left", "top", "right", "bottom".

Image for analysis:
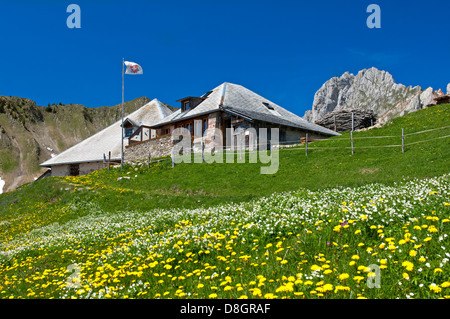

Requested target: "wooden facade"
[{"left": 128, "top": 125, "right": 154, "bottom": 146}]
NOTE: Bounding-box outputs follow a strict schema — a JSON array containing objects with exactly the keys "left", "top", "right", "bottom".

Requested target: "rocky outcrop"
[
  {"left": 419, "top": 87, "right": 436, "bottom": 108},
  {"left": 303, "top": 67, "right": 448, "bottom": 126}
]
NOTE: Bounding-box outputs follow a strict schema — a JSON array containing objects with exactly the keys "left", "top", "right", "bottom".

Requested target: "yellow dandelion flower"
[
  {"left": 402, "top": 261, "right": 414, "bottom": 272},
  {"left": 334, "top": 285, "right": 350, "bottom": 293},
  {"left": 310, "top": 264, "right": 322, "bottom": 272},
  {"left": 339, "top": 273, "right": 349, "bottom": 281},
  {"left": 353, "top": 276, "right": 365, "bottom": 283},
  {"left": 428, "top": 226, "right": 438, "bottom": 233},
  {"left": 252, "top": 288, "right": 262, "bottom": 296},
  {"left": 429, "top": 284, "right": 442, "bottom": 294}
]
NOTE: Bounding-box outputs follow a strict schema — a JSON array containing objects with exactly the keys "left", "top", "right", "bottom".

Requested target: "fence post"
[
  {"left": 351, "top": 111, "right": 354, "bottom": 132},
  {"left": 351, "top": 112, "right": 354, "bottom": 155},
  {"left": 240, "top": 131, "right": 243, "bottom": 161},
  {"left": 171, "top": 148, "right": 175, "bottom": 168},
  {"left": 108, "top": 151, "right": 111, "bottom": 170},
  {"left": 202, "top": 139, "right": 205, "bottom": 163},
  {"left": 351, "top": 131, "right": 354, "bottom": 155},
  {"left": 305, "top": 133, "right": 308, "bottom": 156},
  {"left": 103, "top": 153, "right": 106, "bottom": 168},
  {"left": 148, "top": 149, "right": 152, "bottom": 168},
  {"left": 402, "top": 128, "right": 405, "bottom": 153}
]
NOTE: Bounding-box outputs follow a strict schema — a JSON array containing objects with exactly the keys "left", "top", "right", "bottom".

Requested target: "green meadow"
[{"left": 0, "top": 104, "right": 448, "bottom": 299}]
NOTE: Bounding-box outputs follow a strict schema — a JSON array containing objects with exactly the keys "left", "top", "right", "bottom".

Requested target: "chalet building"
[
  {"left": 40, "top": 83, "right": 340, "bottom": 176},
  {"left": 124, "top": 83, "right": 339, "bottom": 159},
  {"left": 40, "top": 99, "right": 173, "bottom": 176}
]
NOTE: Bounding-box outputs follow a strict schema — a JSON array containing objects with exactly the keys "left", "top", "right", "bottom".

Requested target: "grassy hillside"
[
  {"left": 0, "top": 104, "right": 448, "bottom": 299},
  {"left": 0, "top": 96, "right": 160, "bottom": 192}
]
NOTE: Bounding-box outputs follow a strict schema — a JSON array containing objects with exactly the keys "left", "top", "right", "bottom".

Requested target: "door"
[{"left": 69, "top": 164, "right": 80, "bottom": 176}]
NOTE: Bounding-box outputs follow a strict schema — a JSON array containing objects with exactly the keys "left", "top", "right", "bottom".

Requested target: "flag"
[{"left": 124, "top": 61, "right": 143, "bottom": 75}]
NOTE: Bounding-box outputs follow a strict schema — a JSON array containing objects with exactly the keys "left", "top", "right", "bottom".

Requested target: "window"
[
  {"left": 185, "top": 122, "right": 193, "bottom": 135},
  {"left": 202, "top": 91, "right": 213, "bottom": 98},
  {"left": 202, "top": 119, "right": 208, "bottom": 135},
  {"left": 194, "top": 120, "right": 202, "bottom": 137},
  {"left": 280, "top": 129, "right": 286, "bottom": 142},
  {"left": 184, "top": 101, "right": 191, "bottom": 112},
  {"left": 263, "top": 102, "right": 282, "bottom": 117},
  {"left": 125, "top": 127, "right": 134, "bottom": 137},
  {"left": 262, "top": 102, "right": 274, "bottom": 110}
]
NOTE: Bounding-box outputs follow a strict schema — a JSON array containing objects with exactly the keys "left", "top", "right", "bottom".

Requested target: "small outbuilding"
[{"left": 40, "top": 99, "right": 174, "bottom": 176}]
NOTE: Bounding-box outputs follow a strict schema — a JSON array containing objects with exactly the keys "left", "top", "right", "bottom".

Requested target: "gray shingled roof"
[
  {"left": 151, "top": 82, "right": 340, "bottom": 136},
  {"left": 40, "top": 99, "right": 173, "bottom": 167}
]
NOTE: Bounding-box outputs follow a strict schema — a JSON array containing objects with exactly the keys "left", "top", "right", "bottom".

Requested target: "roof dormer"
[
  {"left": 177, "top": 96, "right": 205, "bottom": 113},
  {"left": 121, "top": 118, "right": 141, "bottom": 137}
]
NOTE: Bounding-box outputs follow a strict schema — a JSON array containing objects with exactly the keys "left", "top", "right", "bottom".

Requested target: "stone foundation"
[{"left": 124, "top": 135, "right": 173, "bottom": 160}]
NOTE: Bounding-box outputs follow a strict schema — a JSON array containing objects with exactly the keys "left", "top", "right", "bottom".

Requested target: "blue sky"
[{"left": 0, "top": 0, "right": 449, "bottom": 116}]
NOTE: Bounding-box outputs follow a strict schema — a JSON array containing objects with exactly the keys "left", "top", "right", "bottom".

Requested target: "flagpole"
[{"left": 121, "top": 58, "right": 124, "bottom": 170}]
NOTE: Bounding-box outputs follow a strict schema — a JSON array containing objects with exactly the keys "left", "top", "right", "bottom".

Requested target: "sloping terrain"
[
  {"left": 0, "top": 104, "right": 448, "bottom": 299},
  {"left": 0, "top": 96, "right": 177, "bottom": 193}
]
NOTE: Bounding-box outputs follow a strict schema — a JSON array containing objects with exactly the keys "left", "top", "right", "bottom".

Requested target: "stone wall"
[
  {"left": 125, "top": 135, "right": 173, "bottom": 160},
  {"left": 50, "top": 161, "right": 103, "bottom": 177},
  {"left": 79, "top": 161, "right": 103, "bottom": 175},
  {"left": 51, "top": 164, "right": 70, "bottom": 177}
]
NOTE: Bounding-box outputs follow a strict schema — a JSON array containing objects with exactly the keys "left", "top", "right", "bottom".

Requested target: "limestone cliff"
[{"left": 303, "top": 67, "right": 447, "bottom": 126}]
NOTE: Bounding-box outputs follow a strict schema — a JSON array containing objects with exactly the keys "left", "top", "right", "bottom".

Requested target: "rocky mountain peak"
[{"left": 303, "top": 67, "right": 447, "bottom": 127}]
